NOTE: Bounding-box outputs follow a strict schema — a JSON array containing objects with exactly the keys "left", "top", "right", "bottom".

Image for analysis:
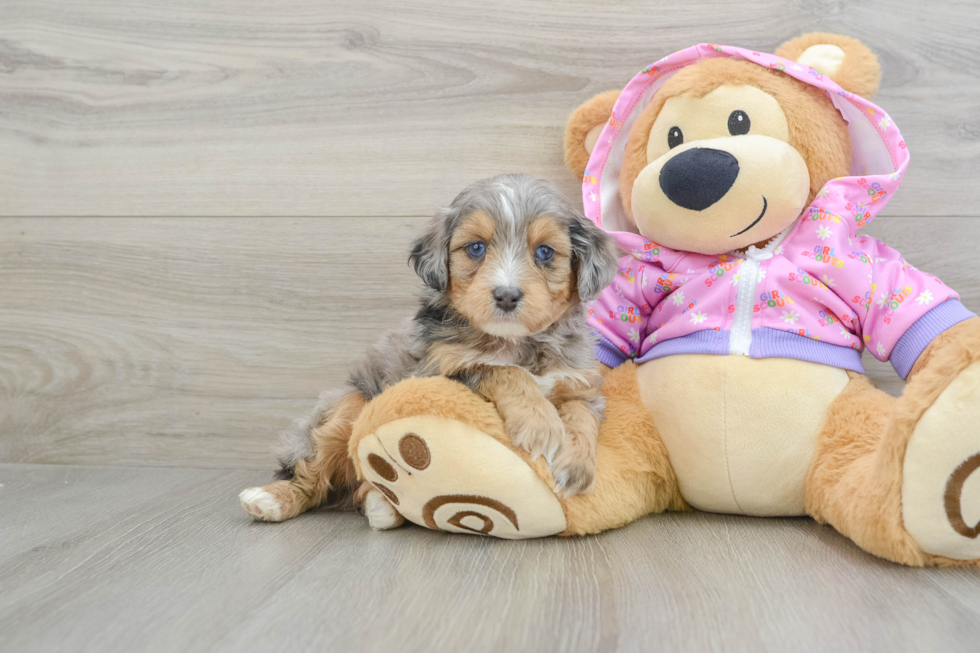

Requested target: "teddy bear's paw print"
[
  {"left": 903, "top": 361, "right": 980, "bottom": 561},
  {"left": 944, "top": 455, "right": 980, "bottom": 540},
  {"left": 356, "top": 415, "right": 567, "bottom": 539}
]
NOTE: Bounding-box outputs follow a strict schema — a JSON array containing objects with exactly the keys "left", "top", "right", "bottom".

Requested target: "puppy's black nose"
[
  {"left": 659, "top": 148, "right": 739, "bottom": 211},
  {"left": 493, "top": 287, "right": 523, "bottom": 313}
]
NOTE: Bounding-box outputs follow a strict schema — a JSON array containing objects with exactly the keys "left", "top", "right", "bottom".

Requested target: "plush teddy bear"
[{"left": 351, "top": 33, "right": 980, "bottom": 567}]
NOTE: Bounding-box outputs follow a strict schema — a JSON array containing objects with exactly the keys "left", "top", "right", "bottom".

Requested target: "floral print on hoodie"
[{"left": 585, "top": 44, "right": 973, "bottom": 379}]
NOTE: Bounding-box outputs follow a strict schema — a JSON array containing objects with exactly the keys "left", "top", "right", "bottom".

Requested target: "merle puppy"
[{"left": 240, "top": 174, "right": 619, "bottom": 528}]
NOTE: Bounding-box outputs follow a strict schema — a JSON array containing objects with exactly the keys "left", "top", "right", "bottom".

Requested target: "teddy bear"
[{"left": 348, "top": 33, "right": 980, "bottom": 567}]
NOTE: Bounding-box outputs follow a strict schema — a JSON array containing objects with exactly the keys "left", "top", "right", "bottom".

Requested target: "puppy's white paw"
[
  {"left": 239, "top": 487, "right": 283, "bottom": 522},
  {"left": 363, "top": 489, "right": 405, "bottom": 531}
]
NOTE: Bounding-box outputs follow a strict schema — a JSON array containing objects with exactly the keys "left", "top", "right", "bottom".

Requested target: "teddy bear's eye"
[
  {"left": 728, "top": 110, "right": 751, "bottom": 136},
  {"left": 667, "top": 126, "right": 684, "bottom": 149}
]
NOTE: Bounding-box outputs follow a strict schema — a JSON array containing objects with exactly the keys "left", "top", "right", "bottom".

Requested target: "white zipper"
[{"left": 727, "top": 221, "right": 796, "bottom": 356}]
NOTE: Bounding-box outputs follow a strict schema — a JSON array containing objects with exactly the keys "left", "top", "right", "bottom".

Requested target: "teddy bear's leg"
[
  {"left": 897, "top": 319, "right": 980, "bottom": 562},
  {"left": 804, "top": 373, "right": 916, "bottom": 562},
  {"left": 349, "top": 376, "right": 569, "bottom": 539},
  {"left": 807, "top": 320, "right": 980, "bottom": 566},
  {"left": 348, "top": 364, "right": 685, "bottom": 538}
]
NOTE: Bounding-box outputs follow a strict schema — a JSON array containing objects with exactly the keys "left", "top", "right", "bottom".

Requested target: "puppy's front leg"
[
  {"left": 477, "top": 366, "right": 565, "bottom": 461},
  {"left": 550, "top": 393, "right": 602, "bottom": 496}
]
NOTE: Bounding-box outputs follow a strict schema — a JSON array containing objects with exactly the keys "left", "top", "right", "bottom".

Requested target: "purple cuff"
[
  {"left": 891, "top": 300, "right": 975, "bottom": 380},
  {"left": 595, "top": 336, "right": 630, "bottom": 368}
]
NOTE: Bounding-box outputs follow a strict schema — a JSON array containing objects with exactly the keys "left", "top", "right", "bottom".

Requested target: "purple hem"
[
  {"left": 891, "top": 300, "right": 975, "bottom": 380},
  {"left": 634, "top": 329, "right": 729, "bottom": 363},
  {"left": 750, "top": 327, "right": 865, "bottom": 374},
  {"left": 595, "top": 336, "right": 630, "bottom": 368},
  {"left": 631, "top": 328, "right": 865, "bottom": 373}
]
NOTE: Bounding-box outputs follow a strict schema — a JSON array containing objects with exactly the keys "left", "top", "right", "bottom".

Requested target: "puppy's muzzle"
[
  {"left": 493, "top": 286, "right": 523, "bottom": 313},
  {"left": 659, "top": 147, "right": 740, "bottom": 211}
]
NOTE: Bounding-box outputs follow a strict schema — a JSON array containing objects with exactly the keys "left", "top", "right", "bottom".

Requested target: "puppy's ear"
[
  {"left": 409, "top": 209, "right": 454, "bottom": 292},
  {"left": 569, "top": 214, "right": 619, "bottom": 302},
  {"left": 775, "top": 33, "right": 881, "bottom": 99}
]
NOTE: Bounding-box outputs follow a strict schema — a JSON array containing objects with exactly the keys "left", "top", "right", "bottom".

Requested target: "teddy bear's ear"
[
  {"left": 775, "top": 32, "right": 881, "bottom": 99},
  {"left": 563, "top": 90, "right": 620, "bottom": 180}
]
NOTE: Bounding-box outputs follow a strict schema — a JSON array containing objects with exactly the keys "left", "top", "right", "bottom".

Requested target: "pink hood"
[{"left": 584, "top": 43, "right": 972, "bottom": 378}]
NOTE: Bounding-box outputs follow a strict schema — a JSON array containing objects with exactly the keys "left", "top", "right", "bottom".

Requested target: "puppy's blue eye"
[
  {"left": 466, "top": 241, "right": 486, "bottom": 258},
  {"left": 535, "top": 244, "right": 555, "bottom": 263}
]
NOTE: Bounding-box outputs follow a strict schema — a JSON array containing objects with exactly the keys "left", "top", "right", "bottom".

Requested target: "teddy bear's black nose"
[{"left": 659, "top": 148, "right": 740, "bottom": 211}]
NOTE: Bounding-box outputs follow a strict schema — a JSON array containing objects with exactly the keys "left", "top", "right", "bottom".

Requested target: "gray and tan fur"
[{"left": 250, "top": 174, "right": 618, "bottom": 523}]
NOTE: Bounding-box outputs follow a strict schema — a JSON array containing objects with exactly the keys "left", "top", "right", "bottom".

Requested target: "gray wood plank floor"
[{"left": 1, "top": 463, "right": 979, "bottom": 653}]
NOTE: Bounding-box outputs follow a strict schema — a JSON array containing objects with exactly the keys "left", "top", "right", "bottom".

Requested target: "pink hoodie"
[{"left": 585, "top": 44, "right": 973, "bottom": 378}]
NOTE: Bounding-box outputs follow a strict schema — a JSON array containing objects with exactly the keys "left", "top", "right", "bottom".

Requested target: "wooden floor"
[
  {"left": 3, "top": 463, "right": 980, "bottom": 653},
  {"left": 2, "top": 0, "right": 980, "bottom": 651}
]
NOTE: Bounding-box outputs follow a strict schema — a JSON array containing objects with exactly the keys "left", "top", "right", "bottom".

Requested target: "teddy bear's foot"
[
  {"left": 903, "top": 361, "right": 980, "bottom": 560},
  {"left": 356, "top": 415, "right": 567, "bottom": 539}
]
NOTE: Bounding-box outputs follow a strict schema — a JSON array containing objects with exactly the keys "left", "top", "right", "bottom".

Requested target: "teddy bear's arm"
[
  {"left": 841, "top": 236, "right": 975, "bottom": 379},
  {"left": 588, "top": 262, "right": 668, "bottom": 367},
  {"left": 905, "top": 317, "right": 980, "bottom": 379}
]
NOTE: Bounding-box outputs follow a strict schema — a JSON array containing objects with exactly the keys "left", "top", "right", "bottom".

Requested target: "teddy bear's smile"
[{"left": 731, "top": 196, "right": 767, "bottom": 238}]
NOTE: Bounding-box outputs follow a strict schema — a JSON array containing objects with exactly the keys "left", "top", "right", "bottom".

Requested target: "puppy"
[{"left": 239, "top": 174, "right": 619, "bottom": 528}]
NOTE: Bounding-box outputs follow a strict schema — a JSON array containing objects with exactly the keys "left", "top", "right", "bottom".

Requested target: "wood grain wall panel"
[
  {"left": 1, "top": 0, "right": 979, "bottom": 216},
  {"left": 1, "top": 215, "right": 976, "bottom": 467}
]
